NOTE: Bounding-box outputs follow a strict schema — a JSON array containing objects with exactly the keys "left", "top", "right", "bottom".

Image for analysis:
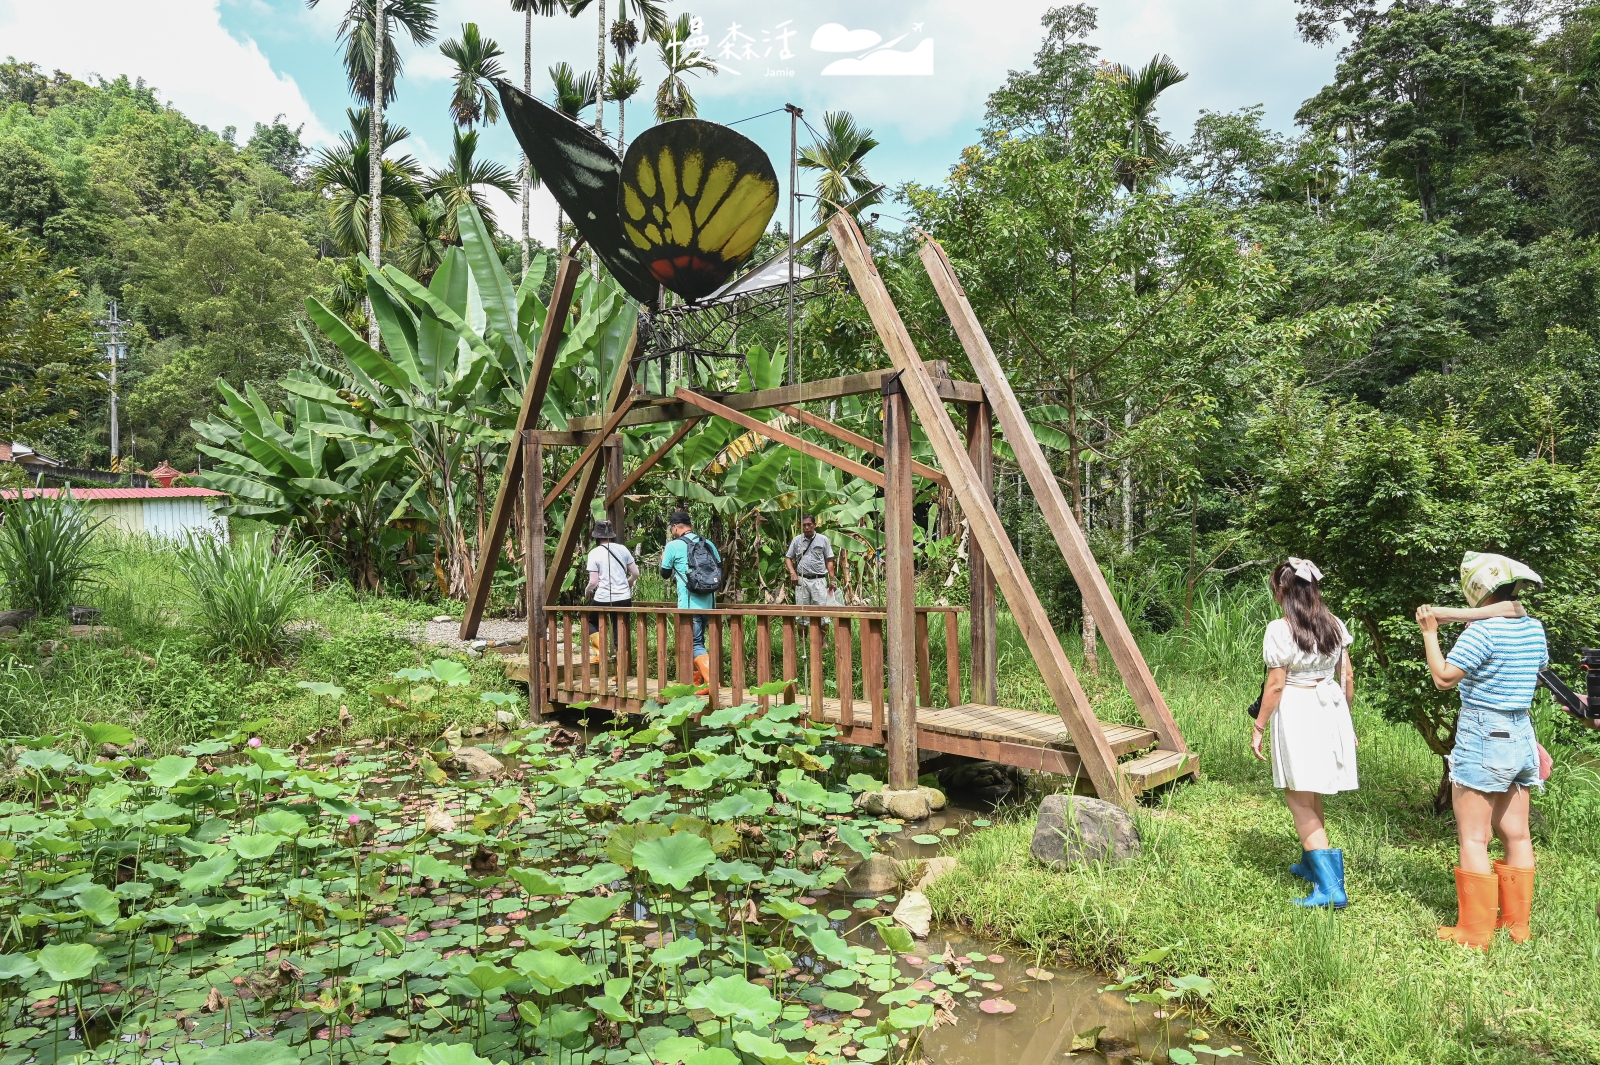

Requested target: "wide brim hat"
[
  {"left": 591, "top": 520, "right": 616, "bottom": 540},
  {"left": 1460, "top": 551, "right": 1542, "bottom": 607}
]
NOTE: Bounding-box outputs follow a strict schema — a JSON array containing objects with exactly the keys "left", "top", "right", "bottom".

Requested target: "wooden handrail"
[{"left": 545, "top": 603, "right": 965, "bottom": 616}]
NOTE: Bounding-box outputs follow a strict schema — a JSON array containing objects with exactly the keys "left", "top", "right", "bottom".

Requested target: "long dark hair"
[{"left": 1271, "top": 561, "right": 1342, "bottom": 656}]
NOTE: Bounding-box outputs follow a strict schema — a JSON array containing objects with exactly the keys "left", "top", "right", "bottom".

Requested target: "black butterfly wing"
[
  {"left": 495, "top": 80, "right": 660, "bottom": 304},
  {"left": 619, "top": 120, "right": 780, "bottom": 302}
]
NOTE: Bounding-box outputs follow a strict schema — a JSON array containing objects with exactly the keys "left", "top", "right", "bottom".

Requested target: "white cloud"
[
  {"left": 810, "top": 24, "right": 883, "bottom": 53},
  {"left": 821, "top": 38, "right": 934, "bottom": 77},
  {"left": 0, "top": 0, "right": 332, "bottom": 143}
]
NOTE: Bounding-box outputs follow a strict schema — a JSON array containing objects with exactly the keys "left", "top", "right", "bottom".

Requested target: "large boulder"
[
  {"left": 843, "top": 854, "right": 900, "bottom": 895},
  {"left": 448, "top": 745, "right": 507, "bottom": 781},
  {"left": 1029, "top": 794, "right": 1141, "bottom": 869}
]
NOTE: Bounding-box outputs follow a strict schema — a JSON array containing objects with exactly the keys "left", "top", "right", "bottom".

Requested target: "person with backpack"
[
  {"left": 584, "top": 520, "right": 638, "bottom": 660},
  {"left": 659, "top": 509, "right": 722, "bottom": 687}
]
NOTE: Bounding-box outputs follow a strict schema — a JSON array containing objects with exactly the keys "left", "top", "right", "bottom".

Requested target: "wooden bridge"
[{"left": 459, "top": 215, "right": 1197, "bottom": 808}]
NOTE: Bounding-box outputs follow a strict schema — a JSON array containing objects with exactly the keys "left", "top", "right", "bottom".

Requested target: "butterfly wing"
[
  {"left": 619, "top": 120, "right": 780, "bottom": 302},
  {"left": 495, "top": 80, "right": 660, "bottom": 304}
]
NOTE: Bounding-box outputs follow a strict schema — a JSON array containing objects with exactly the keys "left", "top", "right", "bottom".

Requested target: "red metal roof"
[{"left": 0, "top": 487, "right": 228, "bottom": 501}]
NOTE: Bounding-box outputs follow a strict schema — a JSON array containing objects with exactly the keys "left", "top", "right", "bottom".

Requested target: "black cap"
[
  {"left": 669, "top": 509, "right": 692, "bottom": 527},
  {"left": 591, "top": 520, "right": 616, "bottom": 540}
]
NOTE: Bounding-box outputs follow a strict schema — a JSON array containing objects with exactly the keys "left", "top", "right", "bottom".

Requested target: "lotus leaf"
[
  {"left": 703, "top": 786, "right": 772, "bottom": 821},
  {"left": 684, "top": 975, "right": 781, "bottom": 1026},
  {"left": 621, "top": 793, "right": 670, "bottom": 822},
  {"left": 18, "top": 749, "right": 73, "bottom": 773},
  {"left": 886, "top": 1002, "right": 935, "bottom": 1030},
  {"left": 0, "top": 952, "right": 40, "bottom": 981},
  {"left": 296, "top": 681, "right": 346, "bottom": 699},
  {"left": 686, "top": 1051, "right": 738, "bottom": 1065},
  {"left": 36, "top": 942, "right": 100, "bottom": 982},
  {"left": 584, "top": 994, "right": 633, "bottom": 1022},
  {"left": 651, "top": 937, "right": 705, "bottom": 968},
  {"left": 75, "top": 884, "right": 121, "bottom": 926},
  {"left": 512, "top": 949, "right": 601, "bottom": 992},
  {"left": 632, "top": 832, "right": 714, "bottom": 890},
  {"left": 564, "top": 894, "right": 622, "bottom": 926},
  {"left": 232, "top": 834, "right": 283, "bottom": 860},
  {"left": 646, "top": 1035, "right": 706, "bottom": 1064},
  {"left": 731, "top": 1033, "right": 807, "bottom": 1065},
  {"left": 562, "top": 863, "right": 626, "bottom": 893},
  {"left": 81, "top": 722, "right": 135, "bottom": 747},
  {"left": 430, "top": 659, "right": 472, "bottom": 686},
  {"left": 145, "top": 755, "right": 199, "bottom": 788},
  {"left": 186, "top": 1043, "right": 301, "bottom": 1065},
  {"left": 836, "top": 825, "right": 874, "bottom": 858},
  {"left": 418, "top": 1046, "right": 494, "bottom": 1065}
]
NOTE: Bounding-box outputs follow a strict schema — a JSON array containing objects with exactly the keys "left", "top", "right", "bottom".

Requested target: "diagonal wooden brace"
[
  {"left": 775, "top": 404, "right": 949, "bottom": 487},
  {"left": 672, "top": 388, "right": 888, "bottom": 488},
  {"left": 829, "top": 213, "right": 1134, "bottom": 806},
  {"left": 918, "top": 238, "right": 1190, "bottom": 761}
]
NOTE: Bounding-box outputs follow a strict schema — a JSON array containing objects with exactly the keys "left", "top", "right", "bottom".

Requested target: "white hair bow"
[{"left": 1288, "top": 557, "right": 1323, "bottom": 583}]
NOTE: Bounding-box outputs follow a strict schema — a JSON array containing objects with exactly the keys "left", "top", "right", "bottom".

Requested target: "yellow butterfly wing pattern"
[{"left": 619, "top": 120, "right": 780, "bottom": 302}]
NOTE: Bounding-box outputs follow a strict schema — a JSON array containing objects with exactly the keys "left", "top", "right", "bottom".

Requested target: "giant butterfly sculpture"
[{"left": 497, "top": 80, "right": 779, "bottom": 305}]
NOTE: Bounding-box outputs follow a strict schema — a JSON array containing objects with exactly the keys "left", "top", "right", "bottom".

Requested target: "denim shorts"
[{"left": 1449, "top": 707, "right": 1541, "bottom": 793}]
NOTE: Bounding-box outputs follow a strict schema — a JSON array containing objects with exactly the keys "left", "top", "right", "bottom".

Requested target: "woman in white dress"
[{"left": 1250, "top": 558, "right": 1358, "bottom": 908}]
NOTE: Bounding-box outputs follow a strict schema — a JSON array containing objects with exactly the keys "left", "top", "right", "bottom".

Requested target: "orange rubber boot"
[
  {"left": 1438, "top": 868, "right": 1498, "bottom": 951},
  {"left": 693, "top": 654, "right": 712, "bottom": 694},
  {"left": 1493, "top": 860, "right": 1535, "bottom": 943}
]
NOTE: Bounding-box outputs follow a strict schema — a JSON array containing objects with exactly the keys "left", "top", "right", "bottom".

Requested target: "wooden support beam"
[
  {"left": 523, "top": 434, "right": 545, "bottom": 721},
  {"left": 568, "top": 369, "right": 984, "bottom": 431},
  {"left": 604, "top": 418, "right": 702, "bottom": 507},
  {"left": 883, "top": 375, "right": 919, "bottom": 791},
  {"left": 545, "top": 329, "right": 638, "bottom": 603},
  {"left": 525, "top": 430, "right": 621, "bottom": 447},
  {"left": 919, "top": 238, "right": 1190, "bottom": 762},
  {"left": 605, "top": 442, "right": 625, "bottom": 538},
  {"left": 775, "top": 404, "right": 949, "bottom": 487},
  {"left": 829, "top": 212, "right": 1134, "bottom": 807},
  {"left": 461, "top": 255, "right": 582, "bottom": 640},
  {"left": 965, "top": 401, "right": 998, "bottom": 706},
  {"left": 671, "top": 388, "right": 887, "bottom": 487},
  {"left": 544, "top": 392, "right": 639, "bottom": 508}
]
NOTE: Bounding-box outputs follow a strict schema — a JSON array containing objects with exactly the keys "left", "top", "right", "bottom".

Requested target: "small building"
[
  {"left": 0, "top": 441, "right": 64, "bottom": 469},
  {"left": 0, "top": 487, "right": 230, "bottom": 542}
]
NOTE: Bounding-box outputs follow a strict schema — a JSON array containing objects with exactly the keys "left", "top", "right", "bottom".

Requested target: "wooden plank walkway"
[{"left": 499, "top": 651, "right": 1196, "bottom": 795}]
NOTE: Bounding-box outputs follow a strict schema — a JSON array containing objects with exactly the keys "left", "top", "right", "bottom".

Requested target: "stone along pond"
[{"left": 0, "top": 692, "right": 1253, "bottom": 1065}]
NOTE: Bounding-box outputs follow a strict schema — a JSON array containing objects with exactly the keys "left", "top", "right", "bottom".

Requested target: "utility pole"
[
  {"left": 785, "top": 103, "right": 802, "bottom": 386},
  {"left": 367, "top": 0, "right": 387, "bottom": 350},
  {"left": 94, "top": 301, "right": 128, "bottom": 473}
]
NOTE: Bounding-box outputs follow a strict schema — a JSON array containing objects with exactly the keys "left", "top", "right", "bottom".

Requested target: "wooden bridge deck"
[{"left": 500, "top": 647, "right": 1195, "bottom": 795}]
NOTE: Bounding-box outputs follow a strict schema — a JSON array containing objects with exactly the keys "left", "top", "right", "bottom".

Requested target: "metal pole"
[
  {"left": 785, "top": 103, "right": 801, "bottom": 386},
  {"left": 97, "top": 300, "right": 125, "bottom": 473}
]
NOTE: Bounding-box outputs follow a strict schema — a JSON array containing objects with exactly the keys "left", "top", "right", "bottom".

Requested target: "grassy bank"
[
  {"left": 0, "top": 535, "right": 520, "bottom": 749},
  {"left": 928, "top": 624, "right": 1600, "bottom": 1064}
]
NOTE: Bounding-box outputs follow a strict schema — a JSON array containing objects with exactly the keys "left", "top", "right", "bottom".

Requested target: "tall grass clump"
[
  {"left": 0, "top": 487, "right": 103, "bottom": 616},
  {"left": 175, "top": 532, "right": 317, "bottom": 663}
]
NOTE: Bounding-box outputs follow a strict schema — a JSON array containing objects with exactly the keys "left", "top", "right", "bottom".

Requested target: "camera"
[{"left": 1536, "top": 651, "right": 1600, "bottom": 721}]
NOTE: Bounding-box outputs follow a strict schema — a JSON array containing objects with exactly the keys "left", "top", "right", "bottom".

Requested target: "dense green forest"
[{"left": 3, "top": 0, "right": 1600, "bottom": 761}]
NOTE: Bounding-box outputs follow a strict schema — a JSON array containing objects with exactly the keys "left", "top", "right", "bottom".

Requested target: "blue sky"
[{"left": 0, "top": 0, "right": 1341, "bottom": 239}]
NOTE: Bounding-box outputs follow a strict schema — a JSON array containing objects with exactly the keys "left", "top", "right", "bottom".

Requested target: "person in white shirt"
[
  {"left": 784, "top": 514, "right": 837, "bottom": 625},
  {"left": 585, "top": 520, "right": 638, "bottom": 656}
]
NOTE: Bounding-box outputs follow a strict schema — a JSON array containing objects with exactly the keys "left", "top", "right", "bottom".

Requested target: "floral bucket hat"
[{"left": 1460, "top": 551, "right": 1543, "bottom": 607}]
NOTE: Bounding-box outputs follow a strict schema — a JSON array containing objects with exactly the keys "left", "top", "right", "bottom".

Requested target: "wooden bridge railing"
[{"left": 533, "top": 603, "right": 965, "bottom": 738}]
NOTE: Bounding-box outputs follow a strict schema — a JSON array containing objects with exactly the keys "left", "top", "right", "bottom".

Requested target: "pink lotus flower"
[
  {"left": 248, "top": 737, "right": 262, "bottom": 748},
  {"left": 348, "top": 814, "right": 360, "bottom": 825}
]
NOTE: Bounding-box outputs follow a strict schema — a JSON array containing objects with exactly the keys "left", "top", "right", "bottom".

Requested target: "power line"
[{"left": 726, "top": 106, "right": 785, "bottom": 127}]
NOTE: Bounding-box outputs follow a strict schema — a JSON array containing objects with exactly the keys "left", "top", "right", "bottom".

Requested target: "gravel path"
[{"left": 411, "top": 616, "right": 527, "bottom": 653}]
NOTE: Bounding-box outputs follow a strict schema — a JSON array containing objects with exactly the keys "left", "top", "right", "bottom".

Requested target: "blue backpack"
[{"left": 683, "top": 534, "right": 722, "bottom": 594}]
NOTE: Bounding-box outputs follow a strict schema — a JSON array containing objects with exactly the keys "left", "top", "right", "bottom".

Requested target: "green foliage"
[
  {"left": 173, "top": 533, "right": 318, "bottom": 664},
  {"left": 0, "top": 226, "right": 105, "bottom": 448},
  {"left": 0, "top": 488, "right": 102, "bottom": 615}
]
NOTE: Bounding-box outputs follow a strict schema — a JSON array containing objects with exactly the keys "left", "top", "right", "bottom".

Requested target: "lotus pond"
[{"left": 0, "top": 686, "right": 1241, "bottom": 1065}]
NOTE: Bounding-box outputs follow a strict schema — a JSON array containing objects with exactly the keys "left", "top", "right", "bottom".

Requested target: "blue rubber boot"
[
  {"left": 1292, "top": 849, "right": 1347, "bottom": 909},
  {"left": 1290, "top": 849, "right": 1312, "bottom": 883}
]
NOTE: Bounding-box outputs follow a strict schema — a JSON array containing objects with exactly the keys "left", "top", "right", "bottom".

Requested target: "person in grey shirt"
[{"left": 784, "top": 514, "right": 837, "bottom": 623}]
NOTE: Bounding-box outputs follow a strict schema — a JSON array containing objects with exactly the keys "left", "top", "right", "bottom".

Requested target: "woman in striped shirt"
[{"left": 1416, "top": 552, "right": 1546, "bottom": 950}]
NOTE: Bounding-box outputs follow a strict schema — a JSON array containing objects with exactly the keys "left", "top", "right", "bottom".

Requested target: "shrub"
[
  {"left": 0, "top": 487, "right": 102, "bottom": 616},
  {"left": 175, "top": 533, "right": 317, "bottom": 663}
]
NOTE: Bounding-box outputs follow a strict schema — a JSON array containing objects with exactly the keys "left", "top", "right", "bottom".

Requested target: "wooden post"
[
  {"left": 833, "top": 213, "right": 1134, "bottom": 806},
  {"left": 756, "top": 617, "right": 773, "bottom": 709},
  {"left": 730, "top": 615, "right": 746, "bottom": 705},
  {"left": 781, "top": 617, "right": 798, "bottom": 705},
  {"left": 836, "top": 617, "right": 854, "bottom": 729},
  {"left": 808, "top": 617, "right": 824, "bottom": 722},
  {"left": 920, "top": 238, "right": 1189, "bottom": 763},
  {"left": 944, "top": 611, "right": 961, "bottom": 706},
  {"left": 883, "top": 374, "right": 918, "bottom": 792},
  {"left": 462, "top": 256, "right": 582, "bottom": 640},
  {"left": 523, "top": 435, "right": 545, "bottom": 721},
  {"left": 965, "top": 401, "right": 997, "bottom": 706},
  {"left": 605, "top": 440, "right": 625, "bottom": 538},
  {"left": 676, "top": 613, "right": 693, "bottom": 687}
]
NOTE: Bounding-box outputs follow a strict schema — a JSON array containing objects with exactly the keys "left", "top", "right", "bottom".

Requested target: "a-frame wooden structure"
[{"left": 460, "top": 217, "right": 1195, "bottom": 808}]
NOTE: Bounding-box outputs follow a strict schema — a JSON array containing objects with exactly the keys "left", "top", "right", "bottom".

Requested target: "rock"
[
  {"left": 892, "top": 891, "right": 932, "bottom": 939},
  {"left": 0, "top": 626, "right": 16, "bottom": 638},
  {"left": 885, "top": 789, "right": 932, "bottom": 822},
  {"left": 853, "top": 790, "right": 888, "bottom": 815},
  {"left": 1029, "top": 794, "right": 1141, "bottom": 869},
  {"left": 67, "top": 606, "right": 101, "bottom": 625},
  {"left": 0, "top": 609, "right": 35, "bottom": 629},
  {"left": 67, "top": 625, "right": 119, "bottom": 642},
  {"left": 448, "top": 745, "right": 507, "bottom": 780},
  {"left": 36, "top": 656, "right": 55, "bottom": 678},
  {"left": 917, "top": 785, "right": 947, "bottom": 812},
  {"left": 432, "top": 615, "right": 453, "bottom": 623},
  {"left": 915, "top": 856, "right": 958, "bottom": 891},
  {"left": 36, "top": 640, "right": 63, "bottom": 656},
  {"left": 844, "top": 854, "right": 901, "bottom": 895}
]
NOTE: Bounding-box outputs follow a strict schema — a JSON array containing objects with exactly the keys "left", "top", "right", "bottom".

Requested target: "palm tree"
[
  {"left": 607, "top": 57, "right": 642, "bottom": 146},
  {"left": 549, "top": 62, "right": 597, "bottom": 249},
  {"left": 566, "top": 0, "right": 667, "bottom": 139},
  {"left": 652, "top": 13, "right": 717, "bottom": 120},
  {"left": 395, "top": 195, "right": 451, "bottom": 282},
  {"left": 425, "top": 128, "right": 520, "bottom": 242},
  {"left": 798, "top": 110, "right": 881, "bottom": 222},
  {"left": 440, "top": 23, "right": 506, "bottom": 129},
  {"left": 1111, "top": 54, "right": 1188, "bottom": 191},
  {"left": 510, "top": 0, "right": 565, "bottom": 273},
  {"left": 311, "top": 108, "right": 425, "bottom": 256}
]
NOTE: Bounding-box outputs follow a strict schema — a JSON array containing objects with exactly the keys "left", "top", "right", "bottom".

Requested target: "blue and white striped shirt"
[{"left": 1445, "top": 616, "right": 1548, "bottom": 712}]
